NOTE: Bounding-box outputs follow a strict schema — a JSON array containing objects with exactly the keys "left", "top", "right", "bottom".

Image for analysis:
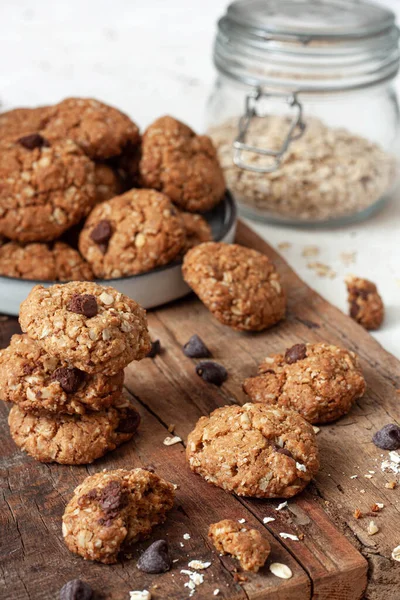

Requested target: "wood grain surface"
[{"left": 1, "top": 221, "right": 399, "bottom": 600}]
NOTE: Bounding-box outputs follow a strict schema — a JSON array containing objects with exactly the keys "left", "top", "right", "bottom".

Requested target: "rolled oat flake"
[{"left": 208, "top": 0, "right": 399, "bottom": 225}]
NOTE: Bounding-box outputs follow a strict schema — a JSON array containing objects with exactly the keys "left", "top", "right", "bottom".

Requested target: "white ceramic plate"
[{"left": 0, "top": 191, "right": 237, "bottom": 315}]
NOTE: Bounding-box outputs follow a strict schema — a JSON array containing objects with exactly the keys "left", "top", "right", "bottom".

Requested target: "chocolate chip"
[
  {"left": 96, "top": 480, "right": 128, "bottom": 524},
  {"left": 372, "top": 424, "right": 400, "bottom": 450},
  {"left": 18, "top": 133, "right": 49, "bottom": 150},
  {"left": 60, "top": 579, "right": 93, "bottom": 600},
  {"left": 350, "top": 301, "right": 360, "bottom": 318},
  {"left": 137, "top": 540, "right": 171, "bottom": 574},
  {"left": 117, "top": 409, "right": 141, "bottom": 433},
  {"left": 147, "top": 340, "right": 161, "bottom": 358},
  {"left": 183, "top": 334, "right": 212, "bottom": 359},
  {"left": 196, "top": 361, "right": 227, "bottom": 386},
  {"left": 90, "top": 220, "right": 112, "bottom": 245},
  {"left": 285, "top": 343, "right": 307, "bottom": 364},
  {"left": 67, "top": 294, "right": 98, "bottom": 318},
  {"left": 53, "top": 367, "right": 84, "bottom": 393},
  {"left": 23, "top": 363, "right": 35, "bottom": 375},
  {"left": 273, "top": 444, "right": 293, "bottom": 458}
]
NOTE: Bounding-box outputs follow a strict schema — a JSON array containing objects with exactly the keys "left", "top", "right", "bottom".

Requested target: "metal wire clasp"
[{"left": 233, "top": 88, "right": 305, "bottom": 173}]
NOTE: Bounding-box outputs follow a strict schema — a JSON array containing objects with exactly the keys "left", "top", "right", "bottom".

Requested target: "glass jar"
[{"left": 206, "top": 0, "right": 400, "bottom": 226}]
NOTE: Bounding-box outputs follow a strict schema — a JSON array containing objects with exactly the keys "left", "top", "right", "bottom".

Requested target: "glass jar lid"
[{"left": 214, "top": 0, "right": 400, "bottom": 91}]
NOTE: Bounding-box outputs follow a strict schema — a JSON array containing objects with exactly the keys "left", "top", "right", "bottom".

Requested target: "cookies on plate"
[
  {"left": 62, "top": 468, "right": 175, "bottom": 563},
  {"left": 19, "top": 281, "right": 151, "bottom": 375},
  {"left": 243, "top": 343, "right": 366, "bottom": 424},
  {"left": 187, "top": 402, "right": 319, "bottom": 498},
  {"left": 139, "top": 116, "right": 225, "bottom": 212},
  {"left": 182, "top": 242, "right": 286, "bottom": 331},
  {"left": 78, "top": 189, "right": 186, "bottom": 278}
]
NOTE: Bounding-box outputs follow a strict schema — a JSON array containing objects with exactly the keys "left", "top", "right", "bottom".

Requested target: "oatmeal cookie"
[
  {"left": 78, "top": 189, "right": 186, "bottom": 278},
  {"left": 139, "top": 116, "right": 225, "bottom": 212},
  {"left": 8, "top": 396, "right": 140, "bottom": 464},
  {"left": 180, "top": 211, "right": 212, "bottom": 253},
  {"left": 94, "top": 163, "right": 123, "bottom": 204},
  {"left": 0, "top": 137, "right": 96, "bottom": 242},
  {"left": 208, "top": 520, "right": 270, "bottom": 572},
  {"left": 182, "top": 242, "right": 286, "bottom": 331},
  {"left": 0, "top": 334, "right": 123, "bottom": 415},
  {"left": 243, "top": 343, "right": 366, "bottom": 424},
  {"left": 62, "top": 468, "right": 175, "bottom": 563},
  {"left": 41, "top": 98, "right": 140, "bottom": 160},
  {"left": 187, "top": 403, "right": 319, "bottom": 498},
  {"left": 19, "top": 282, "right": 151, "bottom": 375},
  {"left": 0, "top": 106, "right": 51, "bottom": 139},
  {"left": 0, "top": 241, "right": 93, "bottom": 281},
  {"left": 346, "top": 275, "right": 384, "bottom": 330}
]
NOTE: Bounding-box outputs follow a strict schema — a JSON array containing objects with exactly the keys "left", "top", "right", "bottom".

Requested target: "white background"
[{"left": 1, "top": 0, "right": 399, "bottom": 356}]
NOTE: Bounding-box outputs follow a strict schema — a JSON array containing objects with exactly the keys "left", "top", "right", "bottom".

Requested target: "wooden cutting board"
[{"left": 1, "top": 221, "right": 399, "bottom": 600}]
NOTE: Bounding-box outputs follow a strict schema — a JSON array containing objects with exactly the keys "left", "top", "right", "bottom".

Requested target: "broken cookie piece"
[
  {"left": 208, "top": 519, "right": 270, "bottom": 572},
  {"left": 62, "top": 468, "right": 175, "bottom": 563},
  {"left": 346, "top": 275, "right": 384, "bottom": 330}
]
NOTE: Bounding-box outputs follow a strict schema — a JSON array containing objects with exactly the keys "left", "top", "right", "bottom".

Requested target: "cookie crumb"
[
  {"left": 340, "top": 251, "right": 356, "bottom": 266},
  {"left": 354, "top": 508, "right": 363, "bottom": 519},
  {"left": 163, "top": 436, "right": 182, "bottom": 446},
  {"left": 213, "top": 590, "right": 220, "bottom": 596},
  {"left": 392, "top": 545, "right": 400, "bottom": 561},
  {"left": 183, "top": 533, "right": 191, "bottom": 540},
  {"left": 307, "top": 261, "right": 336, "bottom": 278},
  {"left": 302, "top": 245, "right": 320, "bottom": 258},
  {"left": 385, "top": 481, "right": 396, "bottom": 489},
  {"left": 368, "top": 521, "right": 379, "bottom": 535},
  {"left": 263, "top": 517, "right": 275, "bottom": 524},
  {"left": 277, "top": 242, "right": 291, "bottom": 251},
  {"left": 129, "top": 592, "right": 151, "bottom": 600},
  {"left": 313, "top": 426, "right": 320, "bottom": 434},
  {"left": 238, "top": 518, "right": 246, "bottom": 524},
  {"left": 280, "top": 533, "right": 299, "bottom": 541},
  {"left": 188, "top": 560, "right": 211, "bottom": 570},
  {"left": 276, "top": 501, "right": 288, "bottom": 511}
]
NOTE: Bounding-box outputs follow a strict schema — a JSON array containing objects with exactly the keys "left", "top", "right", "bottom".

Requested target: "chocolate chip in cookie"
[
  {"left": 90, "top": 219, "right": 113, "bottom": 246},
  {"left": 137, "top": 540, "right": 171, "bottom": 574},
  {"left": 67, "top": 293, "right": 98, "bottom": 318},
  {"left": 117, "top": 408, "right": 141, "bottom": 433},
  {"left": 59, "top": 579, "right": 93, "bottom": 600},
  {"left": 17, "top": 133, "right": 49, "bottom": 150},
  {"left": 285, "top": 343, "right": 307, "bottom": 364},
  {"left": 53, "top": 367, "right": 84, "bottom": 394}
]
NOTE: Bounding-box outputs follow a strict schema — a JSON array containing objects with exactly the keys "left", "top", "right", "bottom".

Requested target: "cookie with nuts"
[
  {"left": 0, "top": 136, "right": 96, "bottom": 242},
  {"left": 78, "top": 189, "right": 186, "bottom": 278},
  {"left": 0, "top": 241, "right": 93, "bottom": 281},
  {"left": 186, "top": 403, "right": 319, "bottom": 498},
  {"left": 139, "top": 116, "right": 225, "bottom": 212},
  {"left": 41, "top": 97, "right": 140, "bottom": 160},
  {"left": 182, "top": 242, "right": 286, "bottom": 331},
  {"left": 0, "top": 335, "right": 123, "bottom": 415},
  {"left": 243, "top": 343, "right": 366, "bottom": 424},
  {"left": 8, "top": 396, "right": 140, "bottom": 464},
  {"left": 62, "top": 468, "right": 175, "bottom": 563},
  {"left": 208, "top": 520, "right": 270, "bottom": 572},
  {"left": 19, "top": 282, "right": 151, "bottom": 375},
  {"left": 346, "top": 275, "right": 384, "bottom": 330}
]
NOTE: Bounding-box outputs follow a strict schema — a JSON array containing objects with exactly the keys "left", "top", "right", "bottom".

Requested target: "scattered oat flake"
[
  {"left": 340, "top": 251, "right": 357, "bottom": 265},
  {"left": 364, "top": 474, "right": 373, "bottom": 479},
  {"left": 392, "top": 545, "right": 400, "bottom": 561},
  {"left": 376, "top": 502, "right": 384, "bottom": 509},
  {"left": 296, "top": 462, "right": 307, "bottom": 472},
  {"left": 280, "top": 533, "right": 299, "bottom": 541},
  {"left": 163, "top": 435, "right": 182, "bottom": 446},
  {"left": 168, "top": 423, "right": 175, "bottom": 433},
  {"left": 313, "top": 426, "right": 320, "bottom": 434},
  {"left": 276, "top": 501, "right": 288, "bottom": 511},
  {"left": 238, "top": 518, "right": 246, "bottom": 524},
  {"left": 269, "top": 563, "right": 293, "bottom": 579},
  {"left": 129, "top": 592, "right": 151, "bottom": 600},
  {"left": 360, "top": 489, "right": 366, "bottom": 494},
  {"left": 263, "top": 517, "right": 275, "bottom": 524},
  {"left": 368, "top": 521, "right": 379, "bottom": 535},
  {"left": 369, "top": 470, "right": 376, "bottom": 474},
  {"left": 302, "top": 245, "right": 320, "bottom": 257},
  {"left": 213, "top": 590, "right": 220, "bottom": 596},
  {"left": 350, "top": 475, "right": 358, "bottom": 479},
  {"left": 307, "top": 261, "right": 336, "bottom": 278},
  {"left": 183, "top": 533, "right": 191, "bottom": 540},
  {"left": 188, "top": 560, "right": 211, "bottom": 570},
  {"left": 181, "top": 570, "right": 204, "bottom": 597},
  {"left": 277, "top": 242, "right": 291, "bottom": 251},
  {"left": 381, "top": 451, "right": 400, "bottom": 474}
]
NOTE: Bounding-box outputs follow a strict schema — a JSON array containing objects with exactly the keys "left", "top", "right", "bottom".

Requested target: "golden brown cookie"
[
  {"left": 243, "top": 343, "right": 366, "bottom": 424},
  {"left": 78, "top": 189, "right": 186, "bottom": 278},
  {"left": 62, "top": 468, "right": 175, "bottom": 563},
  {"left": 0, "top": 136, "right": 96, "bottom": 242},
  {"left": 0, "top": 241, "right": 93, "bottom": 281},
  {"left": 346, "top": 275, "right": 384, "bottom": 330},
  {"left": 187, "top": 403, "right": 319, "bottom": 498},
  {"left": 8, "top": 396, "right": 140, "bottom": 464},
  {"left": 208, "top": 520, "right": 270, "bottom": 572},
  {"left": 41, "top": 98, "right": 140, "bottom": 160},
  {"left": 0, "top": 106, "right": 51, "bottom": 138},
  {"left": 182, "top": 242, "right": 286, "bottom": 331},
  {"left": 19, "top": 282, "right": 151, "bottom": 375},
  {"left": 180, "top": 211, "right": 212, "bottom": 253},
  {"left": 0, "top": 334, "right": 123, "bottom": 415},
  {"left": 139, "top": 116, "right": 225, "bottom": 212},
  {"left": 94, "top": 163, "right": 123, "bottom": 204}
]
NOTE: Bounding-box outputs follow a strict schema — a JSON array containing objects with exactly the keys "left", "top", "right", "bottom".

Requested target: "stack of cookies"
[
  {"left": 0, "top": 280, "right": 151, "bottom": 464},
  {"left": 0, "top": 100, "right": 225, "bottom": 280}
]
